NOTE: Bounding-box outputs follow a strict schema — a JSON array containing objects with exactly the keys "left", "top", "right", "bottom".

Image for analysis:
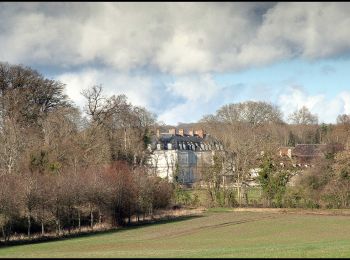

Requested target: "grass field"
[{"left": 1, "top": 209, "right": 350, "bottom": 258}]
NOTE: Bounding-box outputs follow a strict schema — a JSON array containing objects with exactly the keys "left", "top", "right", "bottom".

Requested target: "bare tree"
[
  {"left": 336, "top": 114, "right": 350, "bottom": 125},
  {"left": 0, "top": 118, "right": 24, "bottom": 175},
  {"left": 0, "top": 174, "right": 22, "bottom": 242},
  {"left": 81, "top": 85, "right": 129, "bottom": 127},
  {"left": 288, "top": 106, "right": 318, "bottom": 125},
  {"left": 216, "top": 101, "right": 284, "bottom": 125}
]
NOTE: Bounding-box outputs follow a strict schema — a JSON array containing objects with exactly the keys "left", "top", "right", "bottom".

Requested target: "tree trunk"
[
  {"left": 56, "top": 205, "right": 60, "bottom": 236},
  {"left": 150, "top": 206, "right": 154, "bottom": 220},
  {"left": 27, "top": 213, "right": 31, "bottom": 239},
  {"left": 236, "top": 180, "right": 241, "bottom": 206},
  {"left": 41, "top": 204, "right": 45, "bottom": 236},
  {"left": 78, "top": 211, "right": 81, "bottom": 232},
  {"left": 1, "top": 226, "right": 5, "bottom": 242},
  {"left": 3, "top": 225, "right": 10, "bottom": 242},
  {"left": 90, "top": 206, "right": 94, "bottom": 230},
  {"left": 58, "top": 220, "right": 61, "bottom": 236},
  {"left": 68, "top": 208, "right": 72, "bottom": 235},
  {"left": 124, "top": 128, "right": 127, "bottom": 151},
  {"left": 55, "top": 219, "right": 60, "bottom": 236},
  {"left": 98, "top": 209, "right": 102, "bottom": 224},
  {"left": 41, "top": 221, "right": 45, "bottom": 236}
]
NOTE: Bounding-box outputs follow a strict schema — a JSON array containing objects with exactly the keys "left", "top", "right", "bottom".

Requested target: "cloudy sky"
[{"left": 1, "top": 2, "right": 350, "bottom": 125}]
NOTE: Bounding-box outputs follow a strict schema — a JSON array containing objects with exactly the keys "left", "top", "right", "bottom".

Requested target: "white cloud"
[
  {"left": 56, "top": 70, "right": 247, "bottom": 125},
  {"left": 278, "top": 86, "right": 350, "bottom": 123},
  {"left": 340, "top": 91, "right": 350, "bottom": 114},
  {"left": 2, "top": 3, "right": 350, "bottom": 74},
  {"left": 57, "top": 69, "right": 99, "bottom": 108},
  {"left": 165, "top": 74, "right": 219, "bottom": 102},
  {"left": 158, "top": 74, "right": 239, "bottom": 125},
  {"left": 56, "top": 69, "right": 157, "bottom": 111},
  {"left": 2, "top": 3, "right": 350, "bottom": 125},
  {"left": 55, "top": 69, "right": 350, "bottom": 125}
]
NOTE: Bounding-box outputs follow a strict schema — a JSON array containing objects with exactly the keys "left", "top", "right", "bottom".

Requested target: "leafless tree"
[
  {"left": 216, "top": 101, "right": 284, "bottom": 125},
  {"left": 336, "top": 114, "right": 350, "bottom": 125},
  {"left": 288, "top": 106, "right": 318, "bottom": 125}
]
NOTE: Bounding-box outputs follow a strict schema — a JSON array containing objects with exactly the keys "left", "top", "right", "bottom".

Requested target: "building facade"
[{"left": 147, "top": 128, "right": 224, "bottom": 185}]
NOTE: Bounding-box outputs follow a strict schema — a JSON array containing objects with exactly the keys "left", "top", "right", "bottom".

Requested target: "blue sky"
[
  {"left": 1, "top": 2, "right": 350, "bottom": 125},
  {"left": 216, "top": 58, "right": 350, "bottom": 102}
]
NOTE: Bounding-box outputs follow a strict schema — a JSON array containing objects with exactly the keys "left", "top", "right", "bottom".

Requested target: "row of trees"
[
  {"left": 0, "top": 62, "right": 172, "bottom": 242},
  {"left": 0, "top": 163, "right": 172, "bottom": 241},
  {"left": 196, "top": 101, "right": 350, "bottom": 208}
]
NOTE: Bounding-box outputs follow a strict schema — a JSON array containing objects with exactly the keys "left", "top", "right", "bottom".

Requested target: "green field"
[{"left": 1, "top": 209, "right": 350, "bottom": 258}]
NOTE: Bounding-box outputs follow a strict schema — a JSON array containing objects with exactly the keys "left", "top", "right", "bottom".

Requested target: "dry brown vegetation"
[{"left": 0, "top": 62, "right": 172, "bottom": 243}]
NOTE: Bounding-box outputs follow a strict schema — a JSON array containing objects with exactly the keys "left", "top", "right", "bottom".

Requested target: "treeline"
[
  {"left": 194, "top": 101, "right": 350, "bottom": 208},
  {"left": 0, "top": 163, "right": 172, "bottom": 242},
  {"left": 0, "top": 62, "right": 172, "bottom": 242}
]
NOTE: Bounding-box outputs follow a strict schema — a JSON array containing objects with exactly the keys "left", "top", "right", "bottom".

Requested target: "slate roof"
[
  {"left": 150, "top": 133, "right": 223, "bottom": 151},
  {"left": 292, "top": 143, "right": 344, "bottom": 158},
  {"left": 292, "top": 144, "right": 325, "bottom": 157}
]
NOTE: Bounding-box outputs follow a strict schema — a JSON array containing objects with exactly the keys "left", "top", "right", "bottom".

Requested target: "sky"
[{"left": 1, "top": 2, "right": 350, "bottom": 125}]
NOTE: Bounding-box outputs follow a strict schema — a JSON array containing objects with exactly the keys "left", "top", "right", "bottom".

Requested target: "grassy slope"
[{"left": 1, "top": 210, "right": 350, "bottom": 258}]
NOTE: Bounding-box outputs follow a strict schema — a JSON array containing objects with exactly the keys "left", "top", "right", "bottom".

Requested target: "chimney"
[
  {"left": 178, "top": 128, "right": 184, "bottom": 136},
  {"left": 195, "top": 129, "right": 204, "bottom": 138},
  {"left": 169, "top": 128, "right": 176, "bottom": 135},
  {"left": 189, "top": 129, "right": 194, "bottom": 136},
  {"left": 156, "top": 129, "right": 160, "bottom": 138}
]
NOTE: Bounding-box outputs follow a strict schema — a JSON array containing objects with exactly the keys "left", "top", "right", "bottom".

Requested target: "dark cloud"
[
  {"left": 2, "top": 2, "right": 350, "bottom": 124},
  {"left": 2, "top": 3, "right": 350, "bottom": 74}
]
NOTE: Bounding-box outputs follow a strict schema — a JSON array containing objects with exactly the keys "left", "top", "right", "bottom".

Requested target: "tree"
[
  {"left": 202, "top": 154, "right": 224, "bottom": 206},
  {"left": 336, "top": 114, "right": 350, "bottom": 125},
  {"left": 323, "top": 150, "right": 350, "bottom": 208},
  {"left": 292, "top": 156, "right": 334, "bottom": 208},
  {"left": 200, "top": 112, "right": 288, "bottom": 207},
  {"left": 215, "top": 101, "right": 284, "bottom": 125},
  {"left": 81, "top": 85, "right": 156, "bottom": 166},
  {"left": 81, "top": 85, "right": 129, "bottom": 127},
  {"left": 0, "top": 62, "right": 70, "bottom": 128},
  {"left": 288, "top": 106, "right": 318, "bottom": 125},
  {"left": 0, "top": 118, "right": 24, "bottom": 175},
  {"left": 258, "top": 156, "right": 290, "bottom": 207},
  {"left": 19, "top": 172, "right": 40, "bottom": 238},
  {"left": 0, "top": 174, "right": 22, "bottom": 242},
  {"left": 287, "top": 131, "right": 296, "bottom": 146}
]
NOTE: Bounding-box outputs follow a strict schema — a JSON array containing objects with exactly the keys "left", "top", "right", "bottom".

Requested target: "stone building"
[{"left": 147, "top": 128, "right": 224, "bottom": 185}]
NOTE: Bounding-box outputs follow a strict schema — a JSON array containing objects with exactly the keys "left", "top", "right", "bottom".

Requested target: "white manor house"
[{"left": 147, "top": 128, "right": 224, "bottom": 185}]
